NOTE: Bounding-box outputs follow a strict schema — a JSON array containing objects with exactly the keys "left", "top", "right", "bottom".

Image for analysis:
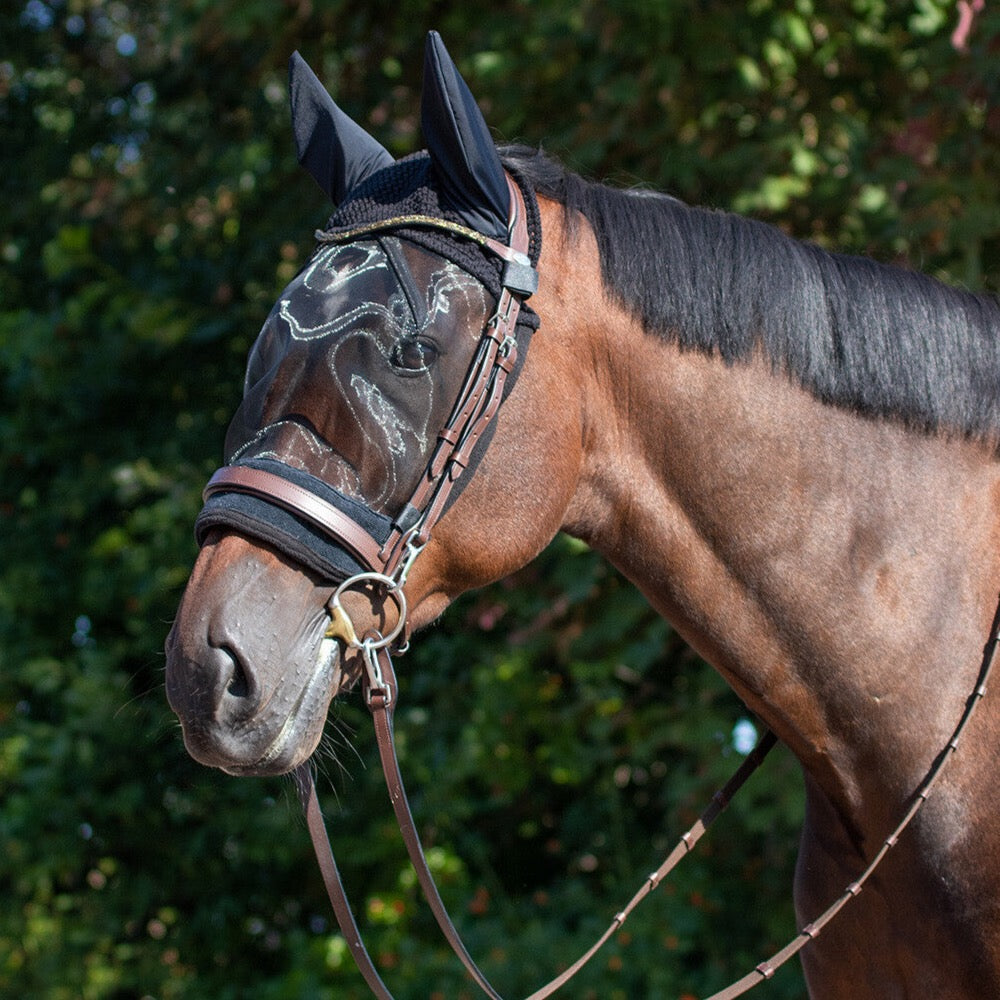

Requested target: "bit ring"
[{"left": 325, "top": 571, "right": 408, "bottom": 651}]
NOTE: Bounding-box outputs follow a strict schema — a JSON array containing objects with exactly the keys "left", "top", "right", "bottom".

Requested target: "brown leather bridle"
[
  {"left": 204, "top": 174, "right": 537, "bottom": 594},
  {"left": 200, "top": 175, "right": 1000, "bottom": 998}
]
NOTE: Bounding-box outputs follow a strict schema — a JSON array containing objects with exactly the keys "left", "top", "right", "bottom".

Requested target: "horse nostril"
[{"left": 221, "top": 645, "right": 251, "bottom": 699}]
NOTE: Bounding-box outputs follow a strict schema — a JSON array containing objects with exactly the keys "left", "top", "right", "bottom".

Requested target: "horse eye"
[{"left": 392, "top": 337, "right": 438, "bottom": 372}]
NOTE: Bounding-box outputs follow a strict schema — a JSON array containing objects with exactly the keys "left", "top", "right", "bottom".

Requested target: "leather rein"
[{"left": 201, "top": 178, "right": 1000, "bottom": 998}]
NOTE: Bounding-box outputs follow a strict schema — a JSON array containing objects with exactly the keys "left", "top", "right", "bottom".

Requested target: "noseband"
[{"left": 197, "top": 175, "right": 1000, "bottom": 999}]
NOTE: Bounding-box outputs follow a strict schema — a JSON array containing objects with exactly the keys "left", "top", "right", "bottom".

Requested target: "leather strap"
[
  {"left": 300, "top": 643, "right": 777, "bottom": 1000},
  {"left": 368, "top": 661, "right": 504, "bottom": 1000},
  {"left": 376, "top": 176, "right": 533, "bottom": 575},
  {"left": 369, "top": 645, "right": 778, "bottom": 1000},
  {"left": 299, "top": 594, "right": 1000, "bottom": 999},
  {"left": 293, "top": 766, "right": 397, "bottom": 1000},
  {"left": 203, "top": 466, "right": 388, "bottom": 573},
  {"left": 701, "top": 591, "right": 1000, "bottom": 1000}
]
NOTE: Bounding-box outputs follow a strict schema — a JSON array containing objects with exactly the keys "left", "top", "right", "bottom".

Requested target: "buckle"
[
  {"left": 361, "top": 639, "right": 392, "bottom": 708},
  {"left": 501, "top": 253, "right": 538, "bottom": 297}
]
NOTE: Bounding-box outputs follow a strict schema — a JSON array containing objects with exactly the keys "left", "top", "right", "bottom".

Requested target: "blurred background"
[{"left": 3, "top": 1, "right": 998, "bottom": 997}]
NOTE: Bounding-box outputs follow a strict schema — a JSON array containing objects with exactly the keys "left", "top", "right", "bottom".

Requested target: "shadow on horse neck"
[{"left": 504, "top": 147, "right": 1000, "bottom": 998}]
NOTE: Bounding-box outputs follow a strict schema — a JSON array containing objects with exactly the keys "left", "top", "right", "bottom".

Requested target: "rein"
[
  {"left": 293, "top": 601, "right": 998, "bottom": 1000},
  {"left": 199, "top": 176, "right": 1000, "bottom": 996}
]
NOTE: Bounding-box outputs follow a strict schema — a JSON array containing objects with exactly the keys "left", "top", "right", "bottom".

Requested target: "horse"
[{"left": 165, "top": 32, "right": 1000, "bottom": 1000}]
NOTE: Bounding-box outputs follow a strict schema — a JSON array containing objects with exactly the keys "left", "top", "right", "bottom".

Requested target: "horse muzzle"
[
  {"left": 166, "top": 619, "right": 342, "bottom": 776},
  {"left": 164, "top": 533, "right": 345, "bottom": 776}
]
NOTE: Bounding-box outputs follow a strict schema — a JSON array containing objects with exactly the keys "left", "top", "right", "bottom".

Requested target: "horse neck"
[{"left": 546, "top": 210, "right": 1000, "bottom": 825}]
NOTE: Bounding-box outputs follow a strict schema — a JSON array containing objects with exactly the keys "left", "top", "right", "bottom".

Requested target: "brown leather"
[
  {"left": 294, "top": 764, "right": 397, "bottom": 1000},
  {"left": 203, "top": 466, "right": 387, "bottom": 572},
  {"left": 700, "top": 592, "right": 1000, "bottom": 1000},
  {"left": 375, "top": 177, "right": 533, "bottom": 574},
  {"left": 300, "top": 596, "right": 1000, "bottom": 1000},
  {"left": 365, "top": 645, "right": 777, "bottom": 1000},
  {"left": 298, "top": 644, "right": 777, "bottom": 1000},
  {"left": 368, "top": 655, "right": 504, "bottom": 1000}
]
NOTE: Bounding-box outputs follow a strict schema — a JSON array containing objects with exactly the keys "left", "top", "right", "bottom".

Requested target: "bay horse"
[{"left": 165, "top": 32, "right": 1000, "bottom": 999}]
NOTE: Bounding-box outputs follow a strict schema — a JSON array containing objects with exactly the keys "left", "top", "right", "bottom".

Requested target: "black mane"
[{"left": 502, "top": 146, "right": 1000, "bottom": 443}]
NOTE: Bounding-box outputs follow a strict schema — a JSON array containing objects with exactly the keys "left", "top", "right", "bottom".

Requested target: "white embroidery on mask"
[
  {"left": 235, "top": 244, "right": 489, "bottom": 509},
  {"left": 278, "top": 244, "right": 396, "bottom": 342},
  {"left": 425, "top": 261, "right": 488, "bottom": 336},
  {"left": 350, "top": 375, "right": 410, "bottom": 457},
  {"left": 229, "top": 419, "right": 364, "bottom": 497}
]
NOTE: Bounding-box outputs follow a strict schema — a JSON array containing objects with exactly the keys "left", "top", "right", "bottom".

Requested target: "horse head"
[{"left": 165, "top": 34, "right": 583, "bottom": 776}]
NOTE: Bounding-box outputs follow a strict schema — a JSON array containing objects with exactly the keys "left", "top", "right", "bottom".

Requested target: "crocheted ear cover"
[{"left": 290, "top": 31, "right": 542, "bottom": 320}]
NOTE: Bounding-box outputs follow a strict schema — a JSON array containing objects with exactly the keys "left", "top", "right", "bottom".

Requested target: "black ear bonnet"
[{"left": 320, "top": 152, "right": 542, "bottom": 332}]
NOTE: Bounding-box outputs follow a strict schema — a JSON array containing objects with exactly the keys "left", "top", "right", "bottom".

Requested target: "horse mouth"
[
  {"left": 170, "top": 628, "right": 343, "bottom": 778},
  {"left": 234, "top": 656, "right": 339, "bottom": 776},
  {"left": 236, "top": 633, "right": 343, "bottom": 777}
]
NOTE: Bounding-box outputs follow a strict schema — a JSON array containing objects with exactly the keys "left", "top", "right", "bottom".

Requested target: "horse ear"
[
  {"left": 421, "top": 31, "right": 509, "bottom": 240},
  {"left": 288, "top": 51, "right": 395, "bottom": 204}
]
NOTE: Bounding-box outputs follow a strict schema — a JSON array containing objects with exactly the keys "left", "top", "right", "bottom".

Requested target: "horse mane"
[{"left": 501, "top": 145, "right": 1000, "bottom": 443}]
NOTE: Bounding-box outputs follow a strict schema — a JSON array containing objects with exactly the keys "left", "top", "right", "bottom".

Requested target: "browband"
[{"left": 317, "top": 213, "right": 539, "bottom": 298}]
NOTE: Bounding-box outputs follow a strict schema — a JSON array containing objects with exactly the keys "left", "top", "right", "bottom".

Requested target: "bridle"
[
  {"left": 199, "top": 174, "right": 1000, "bottom": 998},
  {"left": 202, "top": 173, "right": 538, "bottom": 593}
]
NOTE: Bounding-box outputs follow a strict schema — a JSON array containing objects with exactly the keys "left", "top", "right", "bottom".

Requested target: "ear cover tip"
[
  {"left": 287, "top": 50, "right": 314, "bottom": 92},
  {"left": 287, "top": 49, "right": 394, "bottom": 204},
  {"left": 420, "top": 30, "right": 510, "bottom": 239}
]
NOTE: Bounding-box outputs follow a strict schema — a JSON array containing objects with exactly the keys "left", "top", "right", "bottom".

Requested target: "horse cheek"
[{"left": 421, "top": 381, "right": 583, "bottom": 599}]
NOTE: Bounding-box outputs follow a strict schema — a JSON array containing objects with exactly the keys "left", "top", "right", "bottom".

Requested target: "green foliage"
[{"left": 3, "top": 1, "right": 999, "bottom": 998}]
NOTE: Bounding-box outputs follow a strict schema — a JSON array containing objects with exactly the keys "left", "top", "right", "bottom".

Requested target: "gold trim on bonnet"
[
  {"left": 316, "top": 215, "right": 495, "bottom": 250},
  {"left": 315, "top": 214, "right": 531, "bottom": 270}
]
